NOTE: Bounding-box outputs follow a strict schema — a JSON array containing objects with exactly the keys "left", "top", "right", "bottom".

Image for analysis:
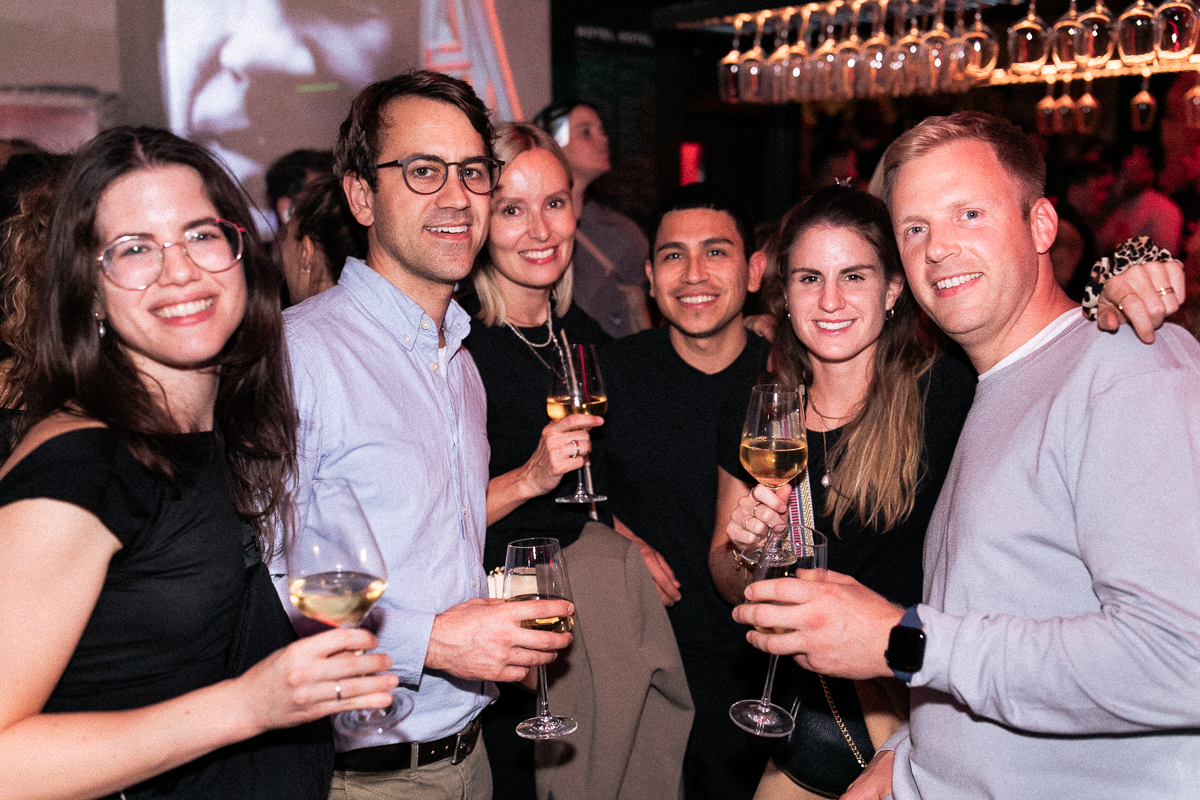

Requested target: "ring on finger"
[
  {"left": 1116, "top": 294, "right": 1134, "bottom": 313},
  {"left": 571, "top": 439, "right": 581, "bottom": 459},
  {"left": 335, "top": 683, "right": 342, "bottom": 702},
  {"left": 1158, "top": 286, "right": 1175, "bottom": 296}
]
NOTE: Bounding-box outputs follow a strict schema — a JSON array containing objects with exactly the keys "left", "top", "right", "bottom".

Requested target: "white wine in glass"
[
  {"left": 740, "top": 384, "right": 808, "bottom": 489},
  {"left": 504, "top": 538, "right": 577, "bottom": 739},
  {"left": 550, "top": 341, "right": 607, "bottom": 504},
  {"left": 286, "top": 477, "right": 411, "bottom": 736}
]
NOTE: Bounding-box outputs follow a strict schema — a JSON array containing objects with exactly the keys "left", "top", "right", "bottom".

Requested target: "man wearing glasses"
[{"left": 282, "top": 70, "right": 573, "bottom": 798}]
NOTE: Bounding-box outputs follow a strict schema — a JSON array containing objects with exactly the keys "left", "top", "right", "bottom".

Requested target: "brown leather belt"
[{"left": 333, "top": 717, "right": 481, "bottom": 772}]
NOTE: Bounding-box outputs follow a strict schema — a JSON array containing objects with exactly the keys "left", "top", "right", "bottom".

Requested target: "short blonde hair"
[
  {"left": 473, "top": 122, "right": 575, "bottom": 326},
  {"left": 870, "top": 111, "right": 1046, "bottom": 218}
]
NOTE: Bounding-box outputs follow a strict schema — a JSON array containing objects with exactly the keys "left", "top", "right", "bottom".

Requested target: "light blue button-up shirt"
[{"left": 283, "top": 257, "right": 494, "bottom": 747}]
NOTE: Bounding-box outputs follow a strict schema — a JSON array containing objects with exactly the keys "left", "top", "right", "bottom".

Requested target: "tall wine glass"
[
  {"left": 788, "top": 5, "right": 819, "bottom": 101},
  {"left": 729, "top": 523, "right": 829, "bottom": 737},
  {"left": 739, "top": 12, "right": 771, "bottom": 103},
  {"left": 919, "top": 0, "right": 952, "bottom": 93},
  {"left": 1007, "top": 0, "right": 1051, "bottom": 75},
  {"left": 809, "top": 3, "right": 841, "bottom": 101},
  {"left": 1117, "top": 0, "right": 1158, "bottom": 65},
  {"left": 766, "top": 8, "right": 797, "bottom": 103},
  {"left": 887, "top": 0, "right": 924, "bottom": 96},
  {"left": 1155, "top": 0, "right": 1198, "bottom": 60},
  {"left": 1076, "top": 72, "right": 1101, "bottom": 133},
  {"left": 1074, "top": 0, "right": 1116, "bottom": 69},
  {"left": 503, "top": 538, "right": 577, "bottom": 739},
  {"left": 962, "top": 0, "right": 1000, "bottom": 84},
  {"left": 861, "top": 0, "right": 893, "bottom": 96},
  {"left": 549, "top": 341, "right": 607, "bottom": 504},
  {"left": 834, "top": 1, "right": 866, "bottom": 99},
  {"left": 286, "top": 478, "right": 411, "bottom": 736},
  {"left": 719, "top": 15, "right": 747, "bottom": 103},
  {"left": 1052, "top": 0, "right": 1084, "bottom": 73},
  {"left": 740, "top": 384, "right": 808, "bottom": 495}
]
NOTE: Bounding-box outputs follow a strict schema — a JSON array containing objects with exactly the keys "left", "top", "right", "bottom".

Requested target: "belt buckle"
[{"left": 450, "top": 718, "right": 479, "bottom": 766}]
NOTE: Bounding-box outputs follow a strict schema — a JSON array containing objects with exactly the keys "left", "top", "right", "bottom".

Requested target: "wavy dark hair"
[
  {"left": 291, "top": 171, "right": 367, "bottom": 290},
  {"left": 25, "top": 126, "right": 296, "bottom": 554},
  {"left": 768, "top": 185, "right": 934, "bottom": 533}
]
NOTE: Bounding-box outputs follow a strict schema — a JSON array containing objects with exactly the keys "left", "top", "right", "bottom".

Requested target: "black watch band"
[{"left": 886, "top": 604, "right": 926, "bottom": 683}]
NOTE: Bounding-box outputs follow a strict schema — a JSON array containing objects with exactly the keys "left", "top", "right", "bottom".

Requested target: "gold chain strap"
[{"left": 819, "top": 677, "right": 867, "bottom": 768}]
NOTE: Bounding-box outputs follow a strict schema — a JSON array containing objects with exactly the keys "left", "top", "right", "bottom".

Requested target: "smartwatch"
[{"left": 885, "top": 605, "right": 926, "bottom": 683}]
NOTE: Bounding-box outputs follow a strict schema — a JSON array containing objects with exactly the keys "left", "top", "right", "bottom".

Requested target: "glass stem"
[
  {"left": 759, "top": 654, "right": 781, "bottom": 709},
  {"left": 536, "top": 663, "right": 552, "bottom": 718},
  {"left": 574, "top": 468, "right": 587, "bottom": 496}
]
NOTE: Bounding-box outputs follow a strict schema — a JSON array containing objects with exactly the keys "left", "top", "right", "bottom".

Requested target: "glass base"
[
  {"left": 334, "top": 691, "right": 414, "bottom": 737},
  {"left": 555, "top": 492, "right": 606, "bottom": 504},
  {"left": 729, "top": 699, "right": 795, "bottom": 738},
  {"left": 515, "top": 714, "right": 578, "bottom": 740}
]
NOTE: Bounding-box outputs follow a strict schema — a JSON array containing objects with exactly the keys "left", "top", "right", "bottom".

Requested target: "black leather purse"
[{"left": 768, "top": 665, "right": 875, "bottom": 799}]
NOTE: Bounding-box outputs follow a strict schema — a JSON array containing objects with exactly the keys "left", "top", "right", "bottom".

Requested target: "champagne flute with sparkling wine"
[
  {"left": 730, "top": 523, "right": 828, "bottom": 737},
  {"left": 503, "top": 538, "right": 578, "bottom": 739},
  {"left": 549, "top": 339, "right": 607, "bottom": 504},
  {"left": 286, "top": 478, "right": 411, "bottom": 736}
]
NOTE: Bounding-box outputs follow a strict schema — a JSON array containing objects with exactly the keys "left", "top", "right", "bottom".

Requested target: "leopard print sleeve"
[{"left": 1080, "top": 236, "right": 1172, "bottom": 320}]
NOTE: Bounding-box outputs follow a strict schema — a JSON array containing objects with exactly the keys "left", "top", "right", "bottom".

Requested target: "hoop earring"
[{"left": 884, "top": 307, "right": 895, "bottom": 321}]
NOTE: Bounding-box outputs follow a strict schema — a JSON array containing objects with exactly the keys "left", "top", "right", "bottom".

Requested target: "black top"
[
  {"left": 0, "top": 428, "right": 332, "bottom": 799},
  {"left": 717, "top": 354, "right": 977, "bottom": 607},
  {"left": 461, "top": 300, "right": 612, "bottom": 571},
  {"left": 601, "top": 326, "right": 772, "bottom": 655}
]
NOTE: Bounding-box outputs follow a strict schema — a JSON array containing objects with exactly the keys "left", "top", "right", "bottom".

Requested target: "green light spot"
[{"left": 296, "top": 82, "right": 339, "bottom": 94}]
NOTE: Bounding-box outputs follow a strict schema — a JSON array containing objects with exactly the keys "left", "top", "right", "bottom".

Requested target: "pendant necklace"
[
  {"left": 505, "top": 302, "right": 564, "bottom": 380},
  {"left": 807, "top": 396, "right": 856, "bottom": 488}
]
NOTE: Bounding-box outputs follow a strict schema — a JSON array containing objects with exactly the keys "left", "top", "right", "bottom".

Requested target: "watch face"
[{"left": 886, "top": 626, "right": 927, "bottom": 673}]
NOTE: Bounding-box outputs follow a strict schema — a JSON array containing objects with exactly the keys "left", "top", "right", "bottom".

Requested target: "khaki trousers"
[
  {"left": 753, "top": 678, "right": 907, "bottom": 800},
  {"left": 328, "top": 738, "right": 492, "bottom": 800}
]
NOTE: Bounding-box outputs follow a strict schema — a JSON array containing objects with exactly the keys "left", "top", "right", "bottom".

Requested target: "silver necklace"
[{"left": 505, "top": 304, "right": 564, "bottom": 378}]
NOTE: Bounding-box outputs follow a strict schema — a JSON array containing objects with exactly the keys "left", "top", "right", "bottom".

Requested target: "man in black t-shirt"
[{"left": 600, "top": 184, "right": 770, "bottom": 800}]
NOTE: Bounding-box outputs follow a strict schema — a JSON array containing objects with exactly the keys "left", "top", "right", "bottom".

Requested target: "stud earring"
[
  {"left": 94, "top": 313, "right": 106, "bottom": 338},
  {"left": 884, "top": 307, "right": 895, "bottom": 321}
]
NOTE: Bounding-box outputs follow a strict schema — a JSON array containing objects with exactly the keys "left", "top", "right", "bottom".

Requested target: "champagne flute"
[
  {"left": 740, "top": 384, "right": 808, "bottom": 497},
  {"left": 729, "top": 523, "right": 829, "bottom": 737},
  {"left": 504, "top": 538, "right": 577, "bottom": 739},
  {"left": 286, "top": 478, "right": 412, "bottom": 736},
  {"left": 549, "top": 340, "right": 607, "bottom": 504}
]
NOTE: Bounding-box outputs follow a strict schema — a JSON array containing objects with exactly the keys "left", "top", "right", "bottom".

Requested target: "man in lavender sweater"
[{"left": 734, "top": 111, "right": 1200, "bottom": 799}]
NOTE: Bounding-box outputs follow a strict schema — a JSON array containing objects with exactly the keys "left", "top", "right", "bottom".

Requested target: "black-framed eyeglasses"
[
  {"left": 97, "top": 218, "right": 245, "bottom": 291},
  {"left": 375, "top": 154, "right": 504, "bottom": 196}
]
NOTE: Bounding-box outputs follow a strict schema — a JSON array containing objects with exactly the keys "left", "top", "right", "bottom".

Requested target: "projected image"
[{"left": 160, "top": 0, "right": 527, "bottom": 227}]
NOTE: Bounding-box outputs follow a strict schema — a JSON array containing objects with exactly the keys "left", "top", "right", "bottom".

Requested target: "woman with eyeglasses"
[{"left": 0, "top": 127, "right": 395, "bottom": 800}]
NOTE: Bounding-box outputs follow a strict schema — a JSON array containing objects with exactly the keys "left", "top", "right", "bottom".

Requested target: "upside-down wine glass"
[
  {"left": 719, "top": 15, "right": 748, "bottom": 102},
  {"left": 1007, "top": 0, "right": 1051, "bottom": 75},
  {"left": 1056, "top": 77, "right": 1077, "bottom": 133},
  {"left": 286, "top": 478, "right": 412, "bottom": 736},
  {"left": 766, "top": 7, "right": 797, "bottom": 103},
  {"left": 739, "top": 11, "right": 772, "bottom": 102},
  {"left": 788, "top": 5, "right": 819, "bottom": 100},
  {"left": 1155, "top": 0, "right": 1199, "bottom": 60},
  {"left": 962, "top": 0, "right": 1000, "bottom": 84},
  {"left": 1117, "top": 0, "right": 1159, "bottom": 65},
  {"left": 729, "top": 523, "right": 828, "bottom": 737},
  {"left": 835, "top": 0, "right": 866, "bottom": 99},
  {"left": 504, "top": 538, "right": 577, "bottom": 739},
  {"left": 1074, "top": 0, "right": 1116, "bottom": 69},
  {"left": 1052, "top": 0, "right": 1085, "bottom": 73},
  {"left": 1076, "top": 73, "right": 1101, "bottom": 133},
  {"left": 1131, "top": 70, "right": 1158, "bottom": 131},
  {"left": 860, "top": 0, "right": 893, "bottom": 96},
  {"left": 919, "top": 0, "right": 953, "bottom": 93},
  {"left": 549, "top": 338, "right": 607, "bottom": 504}
]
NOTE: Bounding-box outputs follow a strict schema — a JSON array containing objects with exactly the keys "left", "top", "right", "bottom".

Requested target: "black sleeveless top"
[{"left": 0, "top": 428, "right": 332, "bottom": 799}]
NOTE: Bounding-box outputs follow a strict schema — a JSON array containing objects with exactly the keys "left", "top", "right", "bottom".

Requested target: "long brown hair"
[
  {"left": 25, "top": 126, "right": 296, "bottom": 554},
  {"left": 768, "top": 185, "right": 934, "bottom": 533}
]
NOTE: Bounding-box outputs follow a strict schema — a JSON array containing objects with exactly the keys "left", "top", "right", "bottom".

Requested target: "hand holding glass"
[
  {"left": 730, "top": 524, "right": 828, "bottom": 737},
  {"left": 503, "top": 538, "right": 577, "bottom": 739},
  {"left": 286, "top": 478, "right": 411, "bottom": 736}
]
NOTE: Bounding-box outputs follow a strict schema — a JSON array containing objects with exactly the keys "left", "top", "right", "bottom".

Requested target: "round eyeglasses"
[
  {"left": 375, "top": 155, "right": 504, "bottom": 196},
  {"left": 97, "top": 219, "right": 244, "bottom": 291}
]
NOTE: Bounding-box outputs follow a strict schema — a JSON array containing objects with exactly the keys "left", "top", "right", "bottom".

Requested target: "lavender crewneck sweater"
[{"left": 890, "top": 315, "right": 1200, "bottom": 799}]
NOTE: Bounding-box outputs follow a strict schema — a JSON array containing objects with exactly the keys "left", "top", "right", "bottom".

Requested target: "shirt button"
[
  {"left": 431, "top": 363, "right": 439, "bottom": 372},
  {"left": 403, "top": 335, "right": 411, "bottom": 343},
  {"left": 472, "top": 577, "right": 478, "bottom": 587},
  {"left": 421, "top": 319, "right": 431, "bottom": 330}
]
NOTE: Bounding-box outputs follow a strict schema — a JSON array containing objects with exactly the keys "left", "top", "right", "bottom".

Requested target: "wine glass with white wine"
[
  {"left": 548, "top": 341, "right": 607, "bottom": 504},
  {"left": 503, "top": 538, "right": 577, "bottom": 739},
  {"left": 286, "top": 477, "right": 412, "bottom": 736},
  {"left": 740, "top": 384, "right": 808, "bottom": 554}
]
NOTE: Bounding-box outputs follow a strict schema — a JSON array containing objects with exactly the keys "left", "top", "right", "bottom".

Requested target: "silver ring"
[
  {"left": 335, "top": 684, "right": 342, "bottom": 702},
  {"left": 1158, "top": 286, "right": 1175, "bottom": 296},
  {"left": 571, "top": 439, "right": 581, "bottom": 459}
]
